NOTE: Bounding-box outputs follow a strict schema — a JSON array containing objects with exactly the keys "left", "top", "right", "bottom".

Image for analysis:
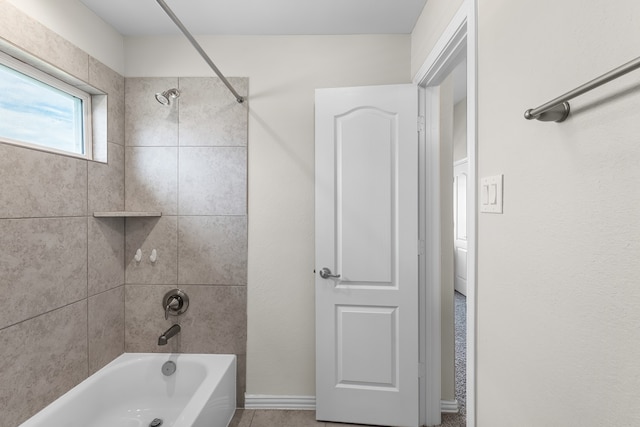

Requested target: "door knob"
[{"left": 319, "top": 267, "right": 341, "bottom": 279}]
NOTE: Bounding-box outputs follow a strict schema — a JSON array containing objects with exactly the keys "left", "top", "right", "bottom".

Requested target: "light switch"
[
  {"left": 480, "top": 174, "right": 503, "bottom": 214},
  {"left": 482, "top": 184, "right": 489, "bottom": 205}
]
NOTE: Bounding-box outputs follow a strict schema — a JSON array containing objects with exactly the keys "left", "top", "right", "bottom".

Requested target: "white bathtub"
[{"left": 19, "top": 353, "right": 236, "bottom": 427}]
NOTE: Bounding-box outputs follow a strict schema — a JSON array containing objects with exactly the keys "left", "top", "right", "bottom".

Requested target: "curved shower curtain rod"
[{"left": 155, "top": 0, "right": 245, "bottom": 103}]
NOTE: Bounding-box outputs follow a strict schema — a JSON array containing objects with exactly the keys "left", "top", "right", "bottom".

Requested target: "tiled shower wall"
[
  {"left": 0, "top": 3, "right": 125, "bottom": 426},
  {"left": 122, "top": 77, "right": 248, "bottom": 405},
  {"left": 0, "top": 3, "right": 249, "bottom": 424}
]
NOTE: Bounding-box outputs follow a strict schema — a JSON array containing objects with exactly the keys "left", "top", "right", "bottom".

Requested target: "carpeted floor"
[
  {"left": 441, "top": 291, "right": 467, "bottom": 427},
  {"left": 454, "top": 291, "right": 467, "bottom": 413}
]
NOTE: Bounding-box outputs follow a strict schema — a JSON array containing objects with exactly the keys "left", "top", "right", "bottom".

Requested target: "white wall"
[
  {"left": 476, "top": 0, "right": 640, "bottom": 425},
  {"left": 410, "top": 0, "right": 464, "bottom": 78},
  {"left": 412, "top": 0, "right": 640, "bottom": 423},
  {"left": 125, "top": 35, "right": 411, "bottom": 396},
  {"left": 5, "top": 0, "right": 124, "bottom": 74}
]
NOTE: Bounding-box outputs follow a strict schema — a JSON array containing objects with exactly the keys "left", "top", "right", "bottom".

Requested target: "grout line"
[
  {"left": 0, "top": 215, "right": 92, "bottom": 220},
  {"left": 123, "top": 79, "right": 129, "bottom": 353},
  {"left": 247, "top": 409, "right": 256, "bottom": 426},
  {"left": 0, "top": 297, "right": 88, "bottom": 333},
  {"left": 86, "top": 58, "right": 92, "bottom": 378},
  {"left": 168, "top": 214, "right": 247, "bottom": 217},
  {"left": 85, "top": 214, "right": 90, "bottom": 376},
  {"left": 0, "top": 212, "right": 245, "bottom": 221},
  {"left": 85, "top": 151, "right": 89, "bottom": 215},
  {"left": 124, "top": 283, "right": 246, "bottom": 288},
  {"left": 88, "top": 283, "right": 126, "bottom": 299},
  {"left": 123, "top": 233, "right": 128, "bottom": 354},
  {"left": 121, "top": 281, "right": 126, "bottom": 354},
  {"left": 176, "top": 77, "right": 181, "bottom": 286}
]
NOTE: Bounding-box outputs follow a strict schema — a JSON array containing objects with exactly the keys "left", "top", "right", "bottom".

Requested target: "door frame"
[{"left": 414, "top": 1, "right": 477, "bottom": 426}]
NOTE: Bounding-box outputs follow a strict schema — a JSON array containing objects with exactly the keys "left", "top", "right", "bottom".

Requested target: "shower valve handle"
[
  {"left": 319, "top": 267, "right": 341, "bottom": 279},
  {"left": 165, "top": 296, "right": 180, "bottom": 320}
]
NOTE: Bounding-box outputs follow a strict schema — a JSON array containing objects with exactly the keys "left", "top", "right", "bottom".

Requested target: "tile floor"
[
  {"left": 232, "top": 293, "right": 468, "bottom": 427},
  {"left": 230, "top": 409, "right": 465, "bottom": 427},
  {"left": 230, "top": 410, "right": 376, "bottom": 427}
]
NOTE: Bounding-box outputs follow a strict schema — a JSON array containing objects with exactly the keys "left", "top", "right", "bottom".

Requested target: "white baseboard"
[
  {"left": 245, "top": 394, "right": 458, "bottom": 414},
  {"left": 440, "top": 399, "right": 460, "bottom": 413},
  {"left": 244, "top": 394, "right": 316, "bottom": 410}
]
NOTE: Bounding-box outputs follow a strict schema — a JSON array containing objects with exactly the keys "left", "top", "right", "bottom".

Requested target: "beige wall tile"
[
  {"left": 124, "top": 284, "right": 177, "bottom": 353},
  {"left": 178, "top": 216, "right": 247, "bottom": 285},
  {"left": 122, "top": 75, "right": 248, "bottom": 366},
  {"left": 236, "top": 354, "right": 247, "bottom": 408},
  {"left": 88, "top": 142, "right": 125, "bottom": 213},
  {"left": 0, "top": 2, "right": 45, "bottom": 55},
  {"left": 125, "top": 146, "right": 178, "bottom": 214},
  {"left": 88, "top": 286, "right": 124, "bottom": 374},
  {"left": 88, "top": 217, "right": 125, "bottom": 296},
  {"left": 38, "top": 29, "right": 89, "bottom": 81},
  {"left": 125, "top": 77, "right": 179, "bottom": 147},
  {"left": 125, "top": 216, "right": 178, "bottom": 285},
  {"left": 125, "top": 284, "right": 246, "bottom": 356},
  {"left": 175, "top": 285, "right": 247, "bottom": 354},
  {"left": 178, "top": 77, "right": 248, "bottom": 147},
  {"left": 0, "top": 144, "right": 87, "bottom": 218},
  {"left": 0, "top": 217, "right": 87, "bottom": 329},
  {"left": 89, "top": 57, "right": 125, "bottom": 146},
  {"left": 0, "top": 2, "right": 89, "bottom": 81},
  {"left": 0, "top": 301, "right": 88, "bottom": 427},
  {"left": 178, "top": 147, "right": 247, "bottom": 215}
]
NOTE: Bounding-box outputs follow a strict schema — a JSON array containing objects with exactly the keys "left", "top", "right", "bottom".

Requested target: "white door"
[
  {"left": 453, "top": 159, "right": 468, "bottom": 296},
  {"left": 315, "top": 85, "right": 419, "bottom": 427}
]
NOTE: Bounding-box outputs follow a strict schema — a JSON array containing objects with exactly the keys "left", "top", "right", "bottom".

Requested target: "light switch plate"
[{"left": 480, "top": 174, "right": 503, "bottom": 213}]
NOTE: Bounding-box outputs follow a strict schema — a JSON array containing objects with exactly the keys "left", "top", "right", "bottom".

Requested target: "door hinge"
[
  {"left": 418, "top": 239, "right": 426, "bottom": 256},
  {"left": 417, "top": 115, "right": 425, "bottom": 133}
]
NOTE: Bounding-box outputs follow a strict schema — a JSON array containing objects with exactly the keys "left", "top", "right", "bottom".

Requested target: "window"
[{"left": 0, "top": 51, "right": 92, "bottom": 159}]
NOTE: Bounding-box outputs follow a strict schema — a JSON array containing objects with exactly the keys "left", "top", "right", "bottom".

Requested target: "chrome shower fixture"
[{"left": 155, "top": 88, "right": 180, "bottom": 105}]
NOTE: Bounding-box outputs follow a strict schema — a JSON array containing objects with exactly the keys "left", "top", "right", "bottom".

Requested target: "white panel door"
[
  {"left": 315, "top": 85, "right": 419, "bottom": 427},
  {"left": 453, "top": 159, "right": 468, "bottom": 296}
]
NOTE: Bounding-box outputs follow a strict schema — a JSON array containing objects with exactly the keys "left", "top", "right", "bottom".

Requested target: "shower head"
[{"left": 155, "top": 88, "right": 180, "bottom": 105}]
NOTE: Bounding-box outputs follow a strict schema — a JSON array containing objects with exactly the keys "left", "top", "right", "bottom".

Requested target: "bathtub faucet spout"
[{"left": 158, "top": 324, "right": 181, "bottom": 346}]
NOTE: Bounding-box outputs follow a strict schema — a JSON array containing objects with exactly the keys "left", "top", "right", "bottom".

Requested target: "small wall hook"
[
  {"left": 150, "top": 249, "right": 157, "bottom": 263},
  {"left": 134, "top": 248, "right": 142, "bottom": 263}
]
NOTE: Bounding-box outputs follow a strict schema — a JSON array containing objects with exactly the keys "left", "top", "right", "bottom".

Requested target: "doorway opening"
[
  {"left": 451, "top": 59, "right": 468, "bottom": 422},
  {"left": 429, "top": 55, "right": 469, "bottom": 427}
]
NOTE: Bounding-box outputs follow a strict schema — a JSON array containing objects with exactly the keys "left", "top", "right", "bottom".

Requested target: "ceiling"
[
  {"left": 77, "top": 0, "right": 470, "bottom": 101},
  {"left": 79, "top": 0, "right": 428, "bottom": 36}
]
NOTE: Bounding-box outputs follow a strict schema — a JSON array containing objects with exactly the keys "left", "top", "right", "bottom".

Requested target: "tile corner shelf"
[{"left": 93, "top": 211, "right": 162, "bottom": 218}]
